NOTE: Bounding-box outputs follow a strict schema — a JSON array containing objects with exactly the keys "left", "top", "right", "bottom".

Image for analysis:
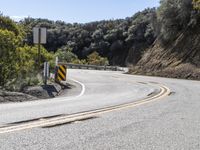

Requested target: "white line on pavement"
[{"left": 69, "top": 78, "right": 86, "bottom": 98}]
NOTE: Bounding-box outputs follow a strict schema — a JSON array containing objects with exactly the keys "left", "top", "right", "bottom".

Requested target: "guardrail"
[{"left": 57, "top": 63, "right": 128, "bottom": 72}]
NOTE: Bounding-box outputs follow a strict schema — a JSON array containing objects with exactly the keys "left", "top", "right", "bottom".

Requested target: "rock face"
[
  {"left": 0, "top": 90, "right": 37, "bottom": 103},
  {"left": 23, "top": 83, "right": 62, "bottom": 99},
  {"left": 0, "top": 83, "right": 64, "bottom": 103}
]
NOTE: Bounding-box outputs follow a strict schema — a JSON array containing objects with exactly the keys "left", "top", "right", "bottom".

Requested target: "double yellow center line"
[{"left": 0, "top": 83, "right": 170, "bottom": 134}]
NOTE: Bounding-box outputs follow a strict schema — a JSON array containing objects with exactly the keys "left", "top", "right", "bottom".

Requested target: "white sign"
[
  {"left": 43, "top": 62, "right": 49, "bottom": 77},
  {"left": 33, "top": 27, "right": 47, "bottom": 44},
  {"left": 55, "top": 56, "right": 58, "bottom": 66}
]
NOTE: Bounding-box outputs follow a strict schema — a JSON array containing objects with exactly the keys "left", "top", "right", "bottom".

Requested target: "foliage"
[
  {"left": 0, "top": 16, "right": 20, "bottom": 35},
  {"left": 54, "top": 46, "right": 78, "bottom": 63},
  {"left": 19, "top": 8, "right": 156, "bottom": 65},
  {"left": 0, "top": 29, "right": 19, "bottom": 86},
  {"left": 1, "top": 43, "right": 54, "bottom": 90},
  {"left": 193, "top": 0, "right": 200, "bottom": 9},
  {"left": 156, "top": 0, "right": 199, "bottom": 44},
  {"left": 0, "top": 15, "right": 54, "bottom": 89},
  {"left": 87, "top": 52, "right": 109, "bottom": 66},
  {"left": 17, "top": 45, "right": 54, "bottom": 74},
  {"left": 1, "top": 0, "right": 200, "bottom": 90}
]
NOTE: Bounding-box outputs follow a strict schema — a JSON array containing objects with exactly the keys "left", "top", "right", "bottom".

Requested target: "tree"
[
  {"left": 18, "top": 8, "right": 157, "bottom": 66},
  {"left": 87, "top": 52, "right": 109, "bottom": 66},
  {"left": 0, "top": 16, "right": 20, "bottom": 35},
  {"left": 156, "top": 0, "right": 193, "bottom": 44},
  {"left": 55, "top": 46, "right": 79, "bottom": 63},
  {"left": 0, "top": 29, "right": 19, "bottom": 86},
  {"left": 193, "top": 0, "right": 200, "bottom": 9}
]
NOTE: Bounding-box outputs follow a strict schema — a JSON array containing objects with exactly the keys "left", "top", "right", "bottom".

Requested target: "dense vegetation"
[
  {"left": 132, "top": 0, "right": 200, "bottom": 80},
  {"left": 20, "top": 0, "right": 199, "bottom": 67},
  {"left": 0, "top": 15, "right": 54, "bottom": 90},
  {"left": 155, "top": 0, "right": 200, "bottom": 45},
  {"left": 0, "top": 15, "right": 111, "bottom": 89},
  {"left": 193, "top": 0, "right": 200, "bottom": 9},
  {"left": 1, "top": 0, "right": 200, "bottom": 90},
  {"left": 20, "top": 8, "right": 156, "bottom": 66}
]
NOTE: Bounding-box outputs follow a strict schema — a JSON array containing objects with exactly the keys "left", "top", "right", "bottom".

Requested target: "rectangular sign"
[
  {"left": 43, "top": 62, "right": 49, "bottom": 77},
  {"left": 33, "top": 27, "right": 47, "bottom": 44},
  {"left": 33, "top": 27, "right": 39, "bottom": 44},
  {"left": 57, "top": 65, "right": 67, "bottom": 81}
]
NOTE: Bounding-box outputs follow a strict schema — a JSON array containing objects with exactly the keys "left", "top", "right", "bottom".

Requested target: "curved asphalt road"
[
  {"left": 0, "top": 69, "right": 159, "bottom": 124},
  {"left": 0, "top": 69, "right": 200, "bottom": 150}
]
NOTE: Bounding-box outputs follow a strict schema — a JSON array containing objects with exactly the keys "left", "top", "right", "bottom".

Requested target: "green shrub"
[
  {"left": 156, "top": 0, "right": 194, "bottom": 44},
  {"left": 0, "top": 29, "right": 19, "bottom": 86},
  {"left": 87, "top": 52, "right": 109, "bottom": 66},
  {"left": 0, "top": 16, "right": 20, "bottom": 35},
  {"left": 55, "top": 49, "right": 78, "bottom": 63},
  {"left": 193, "top": 0, "right": 200, "bottom": 9}
]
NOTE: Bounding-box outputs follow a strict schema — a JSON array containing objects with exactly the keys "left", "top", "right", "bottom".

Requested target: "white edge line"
[
  {"left": 0, "top": 78, "right": 86, "bottom": 106},
  {"left": 69, "top": 78, "right": 85, "bottom": 98}
]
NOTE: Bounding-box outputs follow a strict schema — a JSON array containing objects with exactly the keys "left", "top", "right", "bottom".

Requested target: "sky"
[{"left": 0, "top": 0, "right": 160, "bottom": 23}]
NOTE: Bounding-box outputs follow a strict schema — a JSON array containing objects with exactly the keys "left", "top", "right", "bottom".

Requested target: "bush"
[
  {"left": 0, "top": 39, "right": 54, "bottom": 89},
  {"left": 18, "top": 45, "right": 53, "bottom": 66},
  {"left": 156, "top": 0, "right": 194, "bottom": 44},
  {"left": 87, "top": 52, "right": 109, "bottom": 66},
  {"left": 0, "top": 16, "right": 20, "bottom": 35},
  {"left": 0, "top": 29, "right": 19, "bottom": 86},
  {"left": 193, "top": 0, "right": 200, "bottom": 9},
  {"left": 55, "top": 48, "right": 78, "bottom": 63}
]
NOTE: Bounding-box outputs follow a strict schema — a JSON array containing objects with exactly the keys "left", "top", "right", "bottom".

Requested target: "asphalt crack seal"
[
  {"left": 0, "top": 83, "right": 170, "bottom": 134},
  {"left": 41, "top": 116, "right": 98, "bottom": 128}
]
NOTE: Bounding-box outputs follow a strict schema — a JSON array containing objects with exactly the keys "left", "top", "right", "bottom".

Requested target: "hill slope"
[
  {"left": 131, "top": 25, "right": 200, "bottom": 80},
  {"left": 130, "top": 0, "right": 200, "bottom": 80},
  {"left": 18, "top": 0, "right": 200, "bottom": 80}
]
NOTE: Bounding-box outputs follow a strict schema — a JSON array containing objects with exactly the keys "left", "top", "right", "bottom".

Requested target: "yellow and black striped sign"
[{"left": 57, "top": 65, "right": 67, "bottom": 81}]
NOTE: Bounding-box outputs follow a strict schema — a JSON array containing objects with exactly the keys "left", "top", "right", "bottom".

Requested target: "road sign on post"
[
  {"left": 56, "top": 65, "right": 67, "bottom": 82},
  {"left": 33, "top": 27, "right": 47, "bottom": 44},
  {"left": 33, "top": 27, "right": 47, "bottom": 69}
]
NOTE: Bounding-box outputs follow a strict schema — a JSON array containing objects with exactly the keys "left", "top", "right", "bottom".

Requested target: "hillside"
[
  {"left": 131, "top": 26, "right": 200, "bottom": 80},
  {"left": 20, "top": 8, "right": 156, "bottom": 66},
  {"left": 1, "top": 0, "right": 200, "bottom": 84},
  {"left": 19, "top": 0, "right": 200, "bottom": 80},
  {"left": 130, "top": 0, "right": 200, "bottom": 80}
]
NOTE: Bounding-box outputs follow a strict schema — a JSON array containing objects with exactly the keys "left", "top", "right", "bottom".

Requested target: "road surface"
[{"left": 0, "top": 69, "right": 200, "bottom": 150}]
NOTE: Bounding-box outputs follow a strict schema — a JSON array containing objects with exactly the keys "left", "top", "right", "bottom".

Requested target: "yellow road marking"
[{"left": 0, "top": 84, "right": 170, "bottom": 134}]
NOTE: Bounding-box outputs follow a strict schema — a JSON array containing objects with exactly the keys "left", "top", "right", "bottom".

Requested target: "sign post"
[
  {"left": 38, "top": 28, "right": 41, "bottom": 69},
  {"left": 33, "top": 27, "right": 47, "bottom": 69}
]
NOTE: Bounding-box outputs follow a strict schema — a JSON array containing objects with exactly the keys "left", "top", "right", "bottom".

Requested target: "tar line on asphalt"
[{"left": 0, "top": 82, "right": 170, "bottom": 134}]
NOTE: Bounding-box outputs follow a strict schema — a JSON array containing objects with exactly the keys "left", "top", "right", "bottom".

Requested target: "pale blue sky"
[{"left": 0, "top": 0, "right": 160, "bottom": 23}]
